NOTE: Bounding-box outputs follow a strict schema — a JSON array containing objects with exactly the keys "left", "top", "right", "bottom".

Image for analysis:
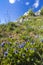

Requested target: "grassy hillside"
[{"left": 0, "top": 16, "right": 43, "bottom": 65}]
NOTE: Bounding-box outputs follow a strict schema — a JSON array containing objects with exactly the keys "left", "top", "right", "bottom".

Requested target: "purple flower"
[
  {"left": 13, "top": 50, "right": 18, "bottom": 54},
  {"left": 30, "top": 48, "right": 33, "bottom": 50},
  {"left": 1, "top": 42, "right": 5, "bottom": 47},
  {"left": 30, "top": 48, "right": 36, "bottom": 51},
  {"left": 25, "top": 48, "right": 28, "bottom": 52},
  {"left": 22, "top": 53, "right": 25, "bottom": 57},
  {"left": 19, "top": 42, "right": 26, "bottom": 48},
  {"left": 4, "top": 51, "right": 8, "bottom": 57}
]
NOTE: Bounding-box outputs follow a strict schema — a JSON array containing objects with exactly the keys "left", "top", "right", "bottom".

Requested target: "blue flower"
[
  {"left": 19, "top": 42, "right": 26, "bottom": 48},
  {"left": 13, "top": 50, "right": 18, "bottom": 54},
  {"left": 30, "top": 48, "right": 33, "bottom": 50},
  {"left": 25, "top": 48, "right": 28, "bottom": 52},
  {"left": 4, "top": 51, "right": 8, "bottom": 57},
  {"left": 30, "top": 48, "right": 36, "bottom": 51},
  {"left": 22, "top": 53, "right": 25, "bottom": 57},
  {"left": 1, "top": 42, "right": 5, "bottom": 47}
]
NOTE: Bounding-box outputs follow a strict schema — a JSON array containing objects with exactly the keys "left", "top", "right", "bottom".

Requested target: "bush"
[
  {"left": 0, "top": 41, "right": 43, "bottom": 65},
  {"left": 40, "top": 8, "right": 43, "bottom": 15},
  {"left": 28, "top": 10, "right": 35, "bottom": 16}
]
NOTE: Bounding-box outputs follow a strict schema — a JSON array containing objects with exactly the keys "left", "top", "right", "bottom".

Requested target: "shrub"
[
  {"left": 28, "top": 10, "right": 35, "bottom": 16},
  {"left": 40, "top": 7, "right": 43, "bottom": 15}
]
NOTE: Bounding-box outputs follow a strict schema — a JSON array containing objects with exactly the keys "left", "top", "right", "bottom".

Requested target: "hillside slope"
[
  {"left": 0, "top": 16, "right": 43, "bottom": 43},
  {"left": 0, "top": 15, "right": 43, "bottom": 65}
]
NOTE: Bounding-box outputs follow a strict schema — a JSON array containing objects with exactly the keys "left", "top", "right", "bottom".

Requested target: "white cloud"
[
  {"left": 25, "top": 2, "right": 29, "bottom": 5},
  {"left": 9, "top": 0, "right": 16, "bottom": 4},
  {"left": 33, "top": 0, "right": 40, "bottom": 8}
]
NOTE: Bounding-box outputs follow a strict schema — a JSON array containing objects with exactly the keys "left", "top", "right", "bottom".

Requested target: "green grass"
[{"left": 0, "top": 16, "right": 43, "bottom": 65}]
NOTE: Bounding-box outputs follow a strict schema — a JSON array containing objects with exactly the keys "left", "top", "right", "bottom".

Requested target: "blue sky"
[{"left": 0, "top": 0, "right": 43, "bottom": 24}]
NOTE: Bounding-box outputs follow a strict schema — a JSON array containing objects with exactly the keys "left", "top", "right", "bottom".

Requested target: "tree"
[
  {"left": 28, "top": 9, "right": 35, "bottom": 16},
  {"left": 40, "top": 7, "right": 43, "bottom": 15}
]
